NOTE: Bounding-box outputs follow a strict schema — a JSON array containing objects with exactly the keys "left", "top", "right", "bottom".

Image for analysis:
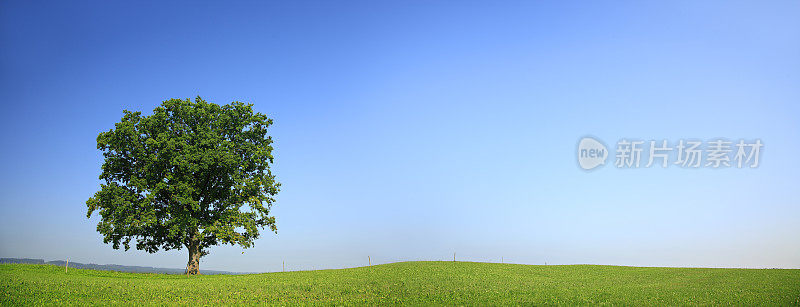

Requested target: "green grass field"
[{"left": 1, "top": 261, "right": 798, "bottom": 305}]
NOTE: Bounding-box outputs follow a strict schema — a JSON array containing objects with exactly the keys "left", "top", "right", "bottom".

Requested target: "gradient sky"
[{"left": 1, "top": 1, "right": 798, "bottom": 272}]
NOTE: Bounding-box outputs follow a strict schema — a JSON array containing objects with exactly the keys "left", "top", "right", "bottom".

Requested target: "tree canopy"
[{"left": 86, "top": 97, "right": 280, "bottom": 274}]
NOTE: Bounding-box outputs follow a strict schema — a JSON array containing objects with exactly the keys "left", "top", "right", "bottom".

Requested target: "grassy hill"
[{"left": 2, "top": 261, "right": 799, "bottom": 305}]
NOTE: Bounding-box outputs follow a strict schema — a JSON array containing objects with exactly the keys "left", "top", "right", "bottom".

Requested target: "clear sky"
[{"left": 1, "top": 1, "right": 798, "bottom": 272}]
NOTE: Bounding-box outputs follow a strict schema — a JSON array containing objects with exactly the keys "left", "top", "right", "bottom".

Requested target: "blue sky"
[{"left": 1, "top": 1, "right": 798, "bottom": 272}]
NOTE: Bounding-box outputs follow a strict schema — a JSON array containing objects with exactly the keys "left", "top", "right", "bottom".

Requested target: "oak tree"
[{"left": 86, "top": 97, "right": 280, "bottom": 275}]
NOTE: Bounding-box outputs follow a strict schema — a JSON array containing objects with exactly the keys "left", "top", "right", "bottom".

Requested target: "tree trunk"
[{"left": 186, "top": 240, "right": 200, "bottom": 276}]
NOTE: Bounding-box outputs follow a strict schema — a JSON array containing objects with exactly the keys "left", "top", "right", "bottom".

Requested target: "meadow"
[{"left": 1, "top": 261, "right": 799, "bottom": 305}]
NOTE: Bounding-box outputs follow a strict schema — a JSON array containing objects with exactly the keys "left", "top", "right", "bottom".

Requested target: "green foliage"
[
  {"left": 2, "top": 262, "right": 799, "bottom": 305},
  {"left": 86, "top": 97, "right": 280, "bottom": 260}
]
